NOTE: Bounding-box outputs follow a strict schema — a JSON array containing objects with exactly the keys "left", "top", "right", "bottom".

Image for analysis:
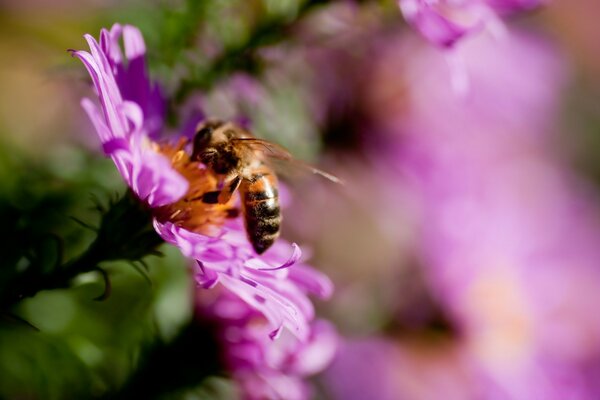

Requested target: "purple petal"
[
  {"left": 154, "top": 222, "right": 235, "bottom": 262},
  {"left": 288, "top": 320, "right": 338, "bottom": 376},
  {"left": 74, "top": 28, "right": 186, "bottom": 207},
  {"left": 101, "top": 138, "right": 129, "bottom": 154},
  {"left": 229, "top": 270, "right": 312, "bottom": 341},
  {"left": 196, "top": 261, "right": 220, "bottom": 289},
  {"left": 120, "top": 100, "right": 144, "bottom": 134},
  {"left": 399, "top": 0, "right": 487, "bottom": 48},
  {"left": 82, "top": 34, "right": 129, "bottom": 134},
  {"left": 101, "top": 24, "right": 124, "bottom": 67},
  {"left": 131, "top": 150, "right": 189, "bottom": 208},
  {"left": 123, "top": 24, "right": 146, "bottom": 59},
  {"left": 72, "top": 49, "right": 127, "bottom": 138},
  {"left": 219, "top": 273, "right": 306, "bottom": 340},
  {"left": 81, "top": 98, "right": 113, "bottom": 143},
  {"left": 269, "top": 325, "right": 283, "bottom": 340},
  {"left": 154, "top": 219, "right": 331, "bottom": 341},
  {"left": 196, "top": 289, "right": 337, "bottom": 400},
  {"left": 288, "top": 264, "right": 334, "bottom": 300},
  {"left": 485, "top": 0, "right": 547, "bottom": 14},
  {"left": 256, "top": 243, "right": 302, "bottom": 271},
  {"left": 117, "top": 24, "right": 165, "bottom": 138},
  {"left": 245, "top": 269, "right": 316, "bottom": 321}
]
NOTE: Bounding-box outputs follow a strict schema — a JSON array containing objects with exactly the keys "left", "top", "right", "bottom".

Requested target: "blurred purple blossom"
[
  {"left": 71, "top": 24, "right": 333, "bottom": 340},
  {"left": 486, "top": 0, "right": 548, "bottom": 14},
  {"left": 398, "top": 0, "right": 547, "bottom": 48},
  {"left": 325, "top": 171, "right": 600, "bottom": 399},
  {"left": 398, "top": 0, "right": 489, "bottom": 48},
  {"left": 367, "top": 29, "right": 566, "bottom": 146},
  {"left": 415, "top": 164, "right": 600, "bottom": 399},
  {"left": 325, "top": 338, "right": 407, "bottom": 400},
  {"left": 320, "top": 20, "right": 600, "bottom": 399},
  {"left": 198, "top": 289, "right": 337, "bottom": 400}
]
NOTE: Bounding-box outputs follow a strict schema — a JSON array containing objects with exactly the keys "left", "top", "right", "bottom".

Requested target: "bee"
[{"left": 191, "top": 120, "right": 340, "bottom": 254}]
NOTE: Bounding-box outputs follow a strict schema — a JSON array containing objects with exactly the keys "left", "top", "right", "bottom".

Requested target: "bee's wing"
[{"left": 232, "top": 138, "right": 343, "bottom": 184}]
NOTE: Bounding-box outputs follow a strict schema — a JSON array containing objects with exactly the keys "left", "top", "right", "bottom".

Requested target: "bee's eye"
[
  {"left": 194, "top": 127, "right": 212, "bottom": 148},
  {"left": 192, "top": 127, "right": 214, "bottom": 161}
]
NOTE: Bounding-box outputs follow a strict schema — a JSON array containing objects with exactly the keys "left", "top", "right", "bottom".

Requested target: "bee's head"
[{"left": 192, "top": 120, "right": 240, "bottom": 175}]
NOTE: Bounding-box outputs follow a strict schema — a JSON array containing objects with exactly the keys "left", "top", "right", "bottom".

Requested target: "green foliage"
[
  {"left": 0, "top": 245, "right": 193, "bottom": 400},
  {"left": 0, "top": 142, "right": 195, "bottom": 399}
]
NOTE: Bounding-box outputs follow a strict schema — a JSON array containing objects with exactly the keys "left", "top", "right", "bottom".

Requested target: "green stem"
[{"left": 0, "top": 192, "right": 163, "bottom": 310}]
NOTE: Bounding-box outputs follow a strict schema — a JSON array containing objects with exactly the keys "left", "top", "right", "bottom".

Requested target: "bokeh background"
[{"left": 2, "top": 0, "right": 600, "bottom": 399}]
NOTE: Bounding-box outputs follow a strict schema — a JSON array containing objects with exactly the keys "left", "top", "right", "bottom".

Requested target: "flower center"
[{"left": 153, "top": 138, "right": 235, "bottom": 235}]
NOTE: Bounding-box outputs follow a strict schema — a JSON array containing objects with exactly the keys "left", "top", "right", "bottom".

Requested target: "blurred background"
[{"left": 2, "top": 0, "right": 600, "bottom": 399}]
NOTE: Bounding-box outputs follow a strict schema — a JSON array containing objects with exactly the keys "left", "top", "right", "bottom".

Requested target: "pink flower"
[
  {"left": 71, "top": 24, "right": 187, "bottom": 208},
  {"left": 197, "top": 289, "right": 338, "bottom": 400},
  {"left": 318, "top": 17, "right": 600, "bottom": 399},
  {"left": 398, "top": 0, "right": 547, "bottom": 48},
  {"left": 398, "top": 0, "right": 489, "bottom": 48},
  {"left": 486, "top": 0, "right": 548, "bottom": 14},
  {"left": 71, "top": 24, "right": 333, "bottom": 340},
  {"left": 324, "top": 338, "right": 408, "bottom": 400},
  {"left": 348, "top": 21, "right": 600, "bottom": 399}
]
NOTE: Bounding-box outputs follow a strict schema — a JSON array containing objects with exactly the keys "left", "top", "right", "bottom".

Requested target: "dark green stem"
[{"left": 0, "top": 192, "right": 163, "bottom": 310}]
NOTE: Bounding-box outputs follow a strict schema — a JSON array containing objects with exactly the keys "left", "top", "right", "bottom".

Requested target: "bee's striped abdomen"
[{"left": 241, "top": 168, "right": 280, "bottom": 254}]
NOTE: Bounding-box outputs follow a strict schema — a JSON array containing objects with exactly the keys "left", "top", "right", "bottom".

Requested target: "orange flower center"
[{"left": 153, "top": 138, "right": 235, "bottom": 236}]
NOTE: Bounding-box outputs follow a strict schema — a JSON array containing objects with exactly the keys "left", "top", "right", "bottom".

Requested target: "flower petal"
[
  {"left": 252, "top": 243, "right": 302, "bottom": 271},
  {"left": 74, "top": 28, "right": 186, "bottom": 207},
  {"left": 399, "top": 0, "right": 487, "bottom": 48}
]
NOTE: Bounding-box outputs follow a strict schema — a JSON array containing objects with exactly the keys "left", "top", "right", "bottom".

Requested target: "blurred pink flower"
[
  {"left": 398, "top": 28, "right": 600, "bottom": 400},
  {"left": 324, "top": 338, "right": 406, "bottom": 400},
  {"left": 398, "top": 0, "right": 490, "bottom": 48},
  {"left": 71, "top": 24, "right": 333, "bottom": 340},
  {"left": 352, "top": 20, "right": 600, "bottom": 399},
  {"left": 197, "top": 289, "right": 337, "bottom": 400},
  {"left": 486, "top": 0, "right": 548, "bottom": 14},
  {"left": 398, "top": 0, "right": 547, "bottom": 48},
  {"left": 416, "top": 162, "right": 600, "bottom": 399},
  {"left": 325, "top": 165, "right": 600, "bottom": 398},
  {"left": 368, "top": 29, "right": 566, "bottom": 146},
  {"left": 325, "top": 337, "right": 477, "bottom": 400},
  {"left": 321, "top": 17, "right": 600, "bottom": 399}
]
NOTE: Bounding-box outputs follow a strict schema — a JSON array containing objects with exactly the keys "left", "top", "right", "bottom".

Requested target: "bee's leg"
[
  {"left": 225, "top": 208, "right": 240, "bottom": 219},
  {"left": 201, "top": 176, "right": 242, "bottom": 204},
  {"left": 218, "top": 176, "right": 242, "bottom": 203},
  {"left": 200, "top": 191, "right": 220, "bottom": 204}
]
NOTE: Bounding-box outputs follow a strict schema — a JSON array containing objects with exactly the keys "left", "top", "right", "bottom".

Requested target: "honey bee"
[{"left": 191, "top": 120, "right": 340, "bottom": 254}]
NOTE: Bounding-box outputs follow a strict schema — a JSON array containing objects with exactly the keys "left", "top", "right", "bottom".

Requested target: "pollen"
[{"left": 153, "top": 138, "right": 235, "bottom": 235}]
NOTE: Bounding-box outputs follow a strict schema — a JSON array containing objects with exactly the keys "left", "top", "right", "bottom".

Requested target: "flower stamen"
[{"left": 153, "top": 139, "right": 235, "bottom": 236}]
